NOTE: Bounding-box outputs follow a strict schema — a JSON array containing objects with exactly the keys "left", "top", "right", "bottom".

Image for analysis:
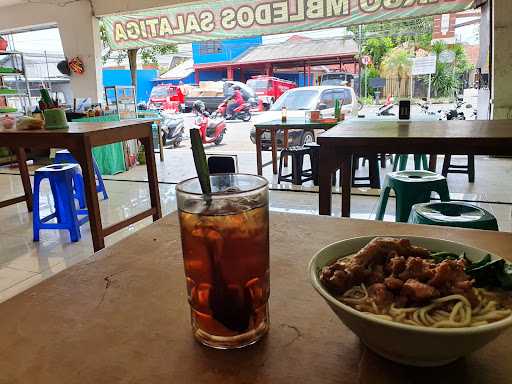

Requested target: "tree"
[
  {"left": 99, "top": 22, "right": 178, "bottom": 88},
  {"left": 428, "top": 41, "right": 474, "bottom": 97},
  {"left": 362, "top": 37, "right": 394, "bottom": 69},
  {"left": 349, "top": 16, "right": 434, "bottom": 62},
  {"left": 380, "top": 47, "right": 413, "bottom": 94}
]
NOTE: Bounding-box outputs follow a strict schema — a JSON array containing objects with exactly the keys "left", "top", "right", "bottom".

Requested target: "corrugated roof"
[
  {"left": 0, "top": 53, "right": 68, "bottom": 81},
  {"left": 159, "top": 58, "right": 194, "bottom": 80},
  {"left": 235, "top": 38, "right": 357, "bottom": 64}
]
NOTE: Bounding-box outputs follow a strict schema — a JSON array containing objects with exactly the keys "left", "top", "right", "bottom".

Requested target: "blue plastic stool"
[
  {"left": 54, "top": 150, "right": 108, "bottom": 208},
  {"left": 33, "top": 164, "right": 89, "bottom": 242}
]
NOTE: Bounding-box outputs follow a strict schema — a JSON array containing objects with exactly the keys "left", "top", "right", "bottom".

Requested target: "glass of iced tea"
[{"left": 176, "top": 174, "right": 269, "bottom": 349}]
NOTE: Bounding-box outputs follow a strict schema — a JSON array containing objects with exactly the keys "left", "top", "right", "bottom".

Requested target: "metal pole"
[
  {"left": 428, "top": 73, "right": 432, "bottom": 102},
  {"left": 364, "top": 65, "right": 368, "bottom": 99},
  {"left": 358, "top": 24, "right": 363, "bottom": 97},
  {"left": 410, "top": 75, "right": 413, "bottom": 100},
  {"left": 44, "top": 51, "right": 52, "bottom": 92}
]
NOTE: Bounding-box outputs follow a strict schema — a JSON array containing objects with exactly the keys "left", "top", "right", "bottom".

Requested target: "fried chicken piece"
[
  {"left": 428, "top": 259, "right": 477, "bottom": 307},
  {"left": 386, "top": 255, "right": 406, "bottom": 275},
  {"left": 384, "top": 276, "right": 404, "bottom": 291},
  {"left": 401, "top": 279, "right": 440, "bottom": 302},
  {"left": 320, "top": 237, "right": 430, "bottom": 295},
  {"left": 367, "top": 283, "right": 394, "bottom": 309},
  {"left": 398, "top": 257, "right": 435, "bottom": 282},
  {"left": 352, "top": 237, "right": 430, "bottom": 267},
  {"left": 367, "top": 264, "right": 385, "bottom": 285},
  {"left": 428, "top": 259, "right": 468, "bottom": 288}
]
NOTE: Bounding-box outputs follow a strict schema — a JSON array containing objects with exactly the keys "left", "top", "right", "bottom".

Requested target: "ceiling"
[{"left": 0, "top": 0, "right": 28, "bottom": 7}]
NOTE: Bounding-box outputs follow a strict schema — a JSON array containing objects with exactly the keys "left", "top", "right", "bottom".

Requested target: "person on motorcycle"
[
  {"left": 226, "top": 86, "right": 244, "bottom": 118},
  {"left": 192, "top": 100, "right": 207, "bottom": 116}
]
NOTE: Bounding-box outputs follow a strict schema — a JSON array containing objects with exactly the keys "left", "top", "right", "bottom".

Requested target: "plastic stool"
[
  {"left": 304, "top": 142, "right": 320, "bottom": 186},
  {"left": 408, "top": 202, "right": 498, "bottom": 231},
  {"left": 393, "top": 154, "right": 429, "bottom": 171},
  {"left": 278, "top": 146, "right": 313, "bottom": 185},
  {"left": 375, "top": 170, "right": 450, "bottom": 223},
  {"left": 353, "top": 155, "right": 381, "bottom": 189},
  {"left": 442, "top": 155, "right": 475, "bottom": 183},
  {"left": 33, "top": 164, "right": 89, "bottom": 242},
  {"left": 54, "top": 150, "right": 108, "bottom": 207}
]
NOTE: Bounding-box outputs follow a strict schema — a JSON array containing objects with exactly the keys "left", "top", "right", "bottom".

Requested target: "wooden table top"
[
  {"left": 318, "top": 119, "right": 512, "bottom": 142},
  {"left": 1, "top": 212, "right": 512, "bottom": 383},
  {"left": 0, "top": 119, "right": 154, "bottom": 136},
  {"left": 254, "top": 117, "right": 338, "bottom": 130}
]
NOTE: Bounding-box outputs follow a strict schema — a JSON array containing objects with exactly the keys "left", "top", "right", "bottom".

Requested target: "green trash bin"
[{"left": 408, "top": 202, "right": 499, "bottom": 231}]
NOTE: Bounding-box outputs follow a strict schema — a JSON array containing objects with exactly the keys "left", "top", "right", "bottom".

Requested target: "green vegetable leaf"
[
  {"left": 466, "top": 254, "right": 492, "bottom": 271},
  {"left": 430, "top": 251, "right": 464, "bottom": 263},
  {"left": 466, "top": 258, "right": 505, "bottom": 288},
  {"left": 497, "top": 263, "right": 512, "bottom": 290}
]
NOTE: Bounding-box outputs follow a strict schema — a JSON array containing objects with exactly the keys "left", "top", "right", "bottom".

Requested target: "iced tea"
[{"left": 177, "top": 174, "right": 269, "bottom": 349}]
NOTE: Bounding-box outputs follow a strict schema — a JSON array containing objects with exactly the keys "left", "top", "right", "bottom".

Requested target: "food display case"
[{"left": 104, "top": 85, "right": 137, "bottom": 119}]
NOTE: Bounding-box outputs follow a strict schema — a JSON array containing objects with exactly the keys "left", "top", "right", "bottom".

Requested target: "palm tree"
[{"left": 380, "top": 48, "right": 413, "bottom": 96}]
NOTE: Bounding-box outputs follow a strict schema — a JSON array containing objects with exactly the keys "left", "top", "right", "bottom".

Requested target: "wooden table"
[
  {"left": 0, "top": 120, "right": 162, "bottom": 251},
  {"left": 253, "top": 118, "right": 337, "bottom": 175},
  {"left": 317, "top": 119, "right": 512, "bottom": 217},
  {"left": 1, "top": 211, "right": 511, "bottom": 383}
]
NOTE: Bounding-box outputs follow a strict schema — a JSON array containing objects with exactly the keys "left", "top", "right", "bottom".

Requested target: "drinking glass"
[{"left": 177, "top": 174, "right": 269, "bottom": 349}]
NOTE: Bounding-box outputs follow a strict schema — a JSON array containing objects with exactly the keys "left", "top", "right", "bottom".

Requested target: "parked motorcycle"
[
  {"left": 160, "top": 111, "right": 185, "bottom": 147},
  {"left": 192, "top": 101, "right": 226, "bottom": 145},
  {"left": 377, "top": 95, "right": 395, "bottom": 116},
  {"left": 213, "top": 98, "right": 252, "bottom": 122},
  {"left": 439, "top": 95, "right": 472, "bottom": 121},
  {"left": 417, "top": 98, "right": 438, "bottom": 117}
]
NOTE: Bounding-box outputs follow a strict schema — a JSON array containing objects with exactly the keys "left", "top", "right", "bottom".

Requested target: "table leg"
[
  {"left": 157, "top": 123, "right": 164, "bottom": 162},
  {"left": 255, "top": 128, "right": 263, "bottom": 176},
  {"left": 429, "top": 154, "right": 438, "bottom": 172},
  {"left": 71, "top": 141, "right": 105, "bottom": 252},
  {"left": 340, "top": 154, "right": 353, "bottom": 217},
  {"left": 283, "top": 128, "right": 289, "bottom": 168},
  {"left": 319, "top": 147, "right": 336, "bottom": 216},
  {"left": 140, "top": 134, "right": 162, "bottom": 222},
  {"left": 270, "top": 128, "right": 278, "bottom": 175},
  {"left": 14, "top": 148, "right": 33, "bottom": 212}
]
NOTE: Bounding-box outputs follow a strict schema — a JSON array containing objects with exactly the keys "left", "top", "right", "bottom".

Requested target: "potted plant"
[{"left": 0, "top": 36, "right": 7, "bottom": 52}]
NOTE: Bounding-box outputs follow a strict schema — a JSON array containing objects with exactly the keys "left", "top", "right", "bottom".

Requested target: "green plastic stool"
[
  {"left": 393, "top": 154, "right": 429, "bottom": 171},
  {"left": 408, "top": 202, "right": 498, "bottom": 231},
  {"left": 375, "top": 170, "right": 450, "bottom": 222}
]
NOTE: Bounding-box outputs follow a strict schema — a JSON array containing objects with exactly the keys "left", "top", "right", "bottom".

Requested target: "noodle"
[{"left": 339, "top": 284, "right": 512, "bottom": 328}]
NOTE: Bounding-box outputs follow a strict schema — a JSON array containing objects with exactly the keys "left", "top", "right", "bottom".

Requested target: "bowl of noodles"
[{"left": 309, "top": 236, "right": 512, "bottom": 367}]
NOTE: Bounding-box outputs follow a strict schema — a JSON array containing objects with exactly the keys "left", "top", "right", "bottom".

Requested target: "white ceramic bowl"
[{"left": 309, "top": 236, "right": 512, "bottom": 367}]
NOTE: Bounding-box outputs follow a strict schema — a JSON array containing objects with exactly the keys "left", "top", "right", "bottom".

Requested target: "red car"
[
  {"left": 148, "top": 84, "right": 184, "bottom": 112},
  {"left": 246, "top": 76, "right": 296, "bottom": 109}
]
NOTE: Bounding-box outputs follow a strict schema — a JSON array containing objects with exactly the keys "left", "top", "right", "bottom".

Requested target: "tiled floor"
[{"left": 0, "top": 153, "right": 511, "bottom": 303}]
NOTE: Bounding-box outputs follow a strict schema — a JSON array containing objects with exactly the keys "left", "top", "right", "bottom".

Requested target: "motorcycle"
[
  {"left": 160, "top": 111, "right": 185, "bottom": 148},
  {"left": 193, "top": 108, "right": 226, "bottom": 145},
  {"left": 377, "top": 95, "right": 395, "bottom": 116},
  {"left": 439, "top": 95, "right": 472, "bottom": 121},
  {"left": 213, "top": 98, "right": 252, "bottom": 122},
  {"left": 417, "top": 98, "right": 438, "bottom": 117}
]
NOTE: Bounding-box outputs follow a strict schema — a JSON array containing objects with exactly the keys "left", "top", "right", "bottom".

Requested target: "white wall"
[
  {"left": 493, "top": 0, "right": 512, "bottom": 119},
  {"left": 0, "top": 1, "right": 103, "bottom": 102}
]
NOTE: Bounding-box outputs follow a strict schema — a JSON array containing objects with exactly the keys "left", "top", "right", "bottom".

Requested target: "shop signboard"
[
  {"left": 411, "top": 56, "right": 437, "bottom": 76},
  {"left": 102, "top": 0, "right": 475, "bottom": 50}
]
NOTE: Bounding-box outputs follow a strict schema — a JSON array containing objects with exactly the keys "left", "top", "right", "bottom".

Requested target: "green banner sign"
[{"left": 103, "top": 0, "right": 475, "bottom": 50}]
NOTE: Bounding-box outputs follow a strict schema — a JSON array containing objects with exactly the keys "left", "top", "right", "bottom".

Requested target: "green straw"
[{"left": 190, "top": 128, "right": 211, "bottom": 195}]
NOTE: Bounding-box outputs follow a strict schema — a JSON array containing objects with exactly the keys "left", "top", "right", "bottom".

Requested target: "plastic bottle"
[{"left": 334, "top": 99, "right": 341, "bottom": 121}]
